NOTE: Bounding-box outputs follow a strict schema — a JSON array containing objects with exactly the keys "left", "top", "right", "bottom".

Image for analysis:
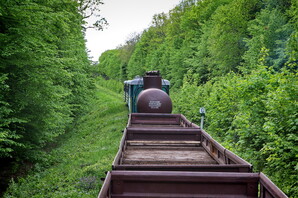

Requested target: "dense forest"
[
  {"left": 0, "top": 0, "right": 106, "bottom": 193},
  {"left": 97, "top": 0, "right": 297, "bottom": 196},
  {"left": 0, "top": 0, "right": 297, "bottom": 197}
]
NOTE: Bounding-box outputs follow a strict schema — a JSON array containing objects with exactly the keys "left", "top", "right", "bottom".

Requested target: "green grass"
[{"left": 3, "top": 82, "right": 128, "bottom": 198}]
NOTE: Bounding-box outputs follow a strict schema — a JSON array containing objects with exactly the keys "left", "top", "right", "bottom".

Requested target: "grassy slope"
[{"left": 4, "top": 83, "right": 128, "bottom": 198}]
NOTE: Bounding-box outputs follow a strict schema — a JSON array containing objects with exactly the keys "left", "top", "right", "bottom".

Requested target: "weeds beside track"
[{"left": 3, "top": 82, "right": 128, "bottom": 198}]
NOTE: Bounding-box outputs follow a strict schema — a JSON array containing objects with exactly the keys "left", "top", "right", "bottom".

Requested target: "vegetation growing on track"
[
  {"left": 1, "top": 0, "right": 297, "bottom": 197},
  {"left": 3, "top": 79, "right": 127, "bottom": 198}
]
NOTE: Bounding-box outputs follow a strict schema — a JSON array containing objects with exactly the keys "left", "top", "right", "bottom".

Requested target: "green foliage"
[
  {"left": 98, "top": 49, "right": 122, "bottom": 80},
  {"left": 126, "top": 41, "right": 148, "bottom": 78},
  {"left": 97, "top": 0, "right": 295, "bottom": 83},
  {"left": 96, "top": 77, "right": 123, "bottom": 94},
  {"left": 127, "top": 18, "right": 170, "bottom": 79},
  {"left": 172, "top": 66, "right": 298, "bottom": 197},
  {"left": 0, "top": 74, "right": 24, "bottom": 157},
  {"left": 243, "top": 7, "right": 293, "bottom": 71},
  {"left": 0, "top": 0, "right": 94, "bottom": 159},
  {"left": 203, "top": 0, "right": 258, "bottom": 76},
  {"left": 98, "top": 33, "right": 140, "bottom": 80},
  {"left": 3, "top": 82, "right": 127, "bottom": 197},
  {"left": 287, "top": 0, "right": 298, "bottom": 65}
]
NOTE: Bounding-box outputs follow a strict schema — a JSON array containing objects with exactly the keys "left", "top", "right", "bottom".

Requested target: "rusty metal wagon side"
[
  {"left": 113, "top": 113, "right": 252, "bottom": 173},
  {"left": 98, "top": 171, "right": 287, "bottom": 198}
]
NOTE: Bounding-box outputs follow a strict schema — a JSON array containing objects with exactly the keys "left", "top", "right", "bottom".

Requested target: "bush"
[{"left": 171, "top": 66, "right": 298, "bottom": 197}]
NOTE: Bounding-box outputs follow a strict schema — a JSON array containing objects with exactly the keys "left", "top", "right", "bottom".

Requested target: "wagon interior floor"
[
  {"left": 121, "top": 141, "right": 218, "bottom": 165},
  {"left": 129, "top": 124, "right": 184, "bottom": 128}
]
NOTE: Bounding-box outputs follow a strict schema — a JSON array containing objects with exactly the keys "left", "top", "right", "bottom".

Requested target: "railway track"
[{"left": 98, "top": 71, "right": 288, "bottom": 198}]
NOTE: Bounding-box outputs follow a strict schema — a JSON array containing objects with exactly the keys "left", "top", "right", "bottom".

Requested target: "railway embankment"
[{"left": 2, "top": 81, "right": 127, "bottom": 198}]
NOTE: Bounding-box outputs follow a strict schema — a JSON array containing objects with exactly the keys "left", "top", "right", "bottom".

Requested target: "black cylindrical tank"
[{"left": 137, "top": 71, "right": 172, "bottom": 113}]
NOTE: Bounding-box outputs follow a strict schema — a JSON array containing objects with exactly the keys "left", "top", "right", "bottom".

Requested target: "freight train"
[{"left": 98, "top": 71, "right": 287, "bottom": 198}]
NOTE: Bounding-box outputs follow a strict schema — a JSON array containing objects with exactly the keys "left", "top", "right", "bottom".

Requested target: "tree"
[
  {"left": 0, "top": 0, "right": 94, "bottom": 159},
  {"left": 185, "top": 0, "right": 237, "bottom": 83},
  {"left": 287, "top": 0, "right": 298, "bottom": 68},
  {"left": 242, "top": 8, "right": 293, "bottom": 71},
  {"left": 118, "top": 33, "right": 141, "bottom": 79},
  {"left": 0, "top": 74, "right": 23, "bottom": 157},
  {"left": 205, "top": 0, "right": 259, "bottom": 76},
  {"left": 78, "top": 0, "right": 107, "bottom": 31},
  {"left": 98, "top": 49, "right": 122, "bottom": 80}
]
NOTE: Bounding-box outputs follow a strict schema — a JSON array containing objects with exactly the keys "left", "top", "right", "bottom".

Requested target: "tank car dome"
[{"left": 137, "top": 88, "right": 172, "bottom": 113}]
